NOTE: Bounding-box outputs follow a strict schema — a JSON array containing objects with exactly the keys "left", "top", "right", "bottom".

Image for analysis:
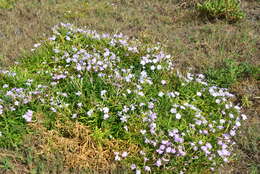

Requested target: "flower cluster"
[{"left": 0, "top": 23, "right": 247, "bottom": 173}]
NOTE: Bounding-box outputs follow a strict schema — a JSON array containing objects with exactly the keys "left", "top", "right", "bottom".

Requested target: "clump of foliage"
[
  {"left": 0, "top": 23, "right": 248, "bottom": 173},
  {"left": 205, "top": 58, "right": 260, "bottom": 88},
  {"left": 196, "top": 0, "right": 245, "bottom": 22},
  {"left": 0, "top": 0, "right": 18, "bottom": 9}
]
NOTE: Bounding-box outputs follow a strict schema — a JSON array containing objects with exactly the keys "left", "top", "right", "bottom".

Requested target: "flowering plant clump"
[{"left": 0, "top": 23, "right": 247, "bottom": 173}]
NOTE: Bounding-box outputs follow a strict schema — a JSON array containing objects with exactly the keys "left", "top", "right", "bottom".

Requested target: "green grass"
[
  {"left": 0, "top": 0, "right": 18, "bottom": 9},
  {"left": 197, "top": 0, "right": 245, "bottom": 22},
  {"left": 205, "top": 58, "right": 259, "bottom": 88}
]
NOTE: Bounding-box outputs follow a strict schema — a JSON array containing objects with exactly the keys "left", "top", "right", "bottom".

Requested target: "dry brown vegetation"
[{"left": 1, "top": 113, "right": 140, "bottom": 173}]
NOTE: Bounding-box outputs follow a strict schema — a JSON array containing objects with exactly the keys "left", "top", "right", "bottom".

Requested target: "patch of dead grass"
[{"left": 26, "top": 114, "right": 139, "bottom": 173}]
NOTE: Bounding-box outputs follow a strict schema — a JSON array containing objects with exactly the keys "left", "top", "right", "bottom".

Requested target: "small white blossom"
[
  {"left": 101, "top": 90, "right": 107, "bottom": 96},
  {"left": 87, "top": 109, "right": 93, "bottom": 116},
  {"left": 170, "top": 108, "right": 177, "bottom": 114},
  {"left": 157, "top": 65, "right": 162, "bottom": 70},
  {"left": 138, "top": 91, "right": 144, "bottom": 96},
  {"left": 197, "top": 92, "right": 202, "bottom": 96},
  {"left": 158, "top": 91, "right": 164, "bottom": 97},
  {"left": 241, "top": 114, "right": 247, "bottom": 120},
  {"left": 176, "top": 113, "right": 181, "bottom": 119},
  {"left": 75, "top": 91, "right": 82, "bottom": 96},
  {"left": 103, "top": 107, "right": 109, "bottom": 113},
  {"left": 131, "top": 164, "right": 136, "bottom": 170},
  {"left": 122, "top": 151, "right": 128, "bottom": 158},
  {"left": 104, "top": 114, "right": 110, "bottom": 120},
  {"left": 136, "top": 170, "right": 141, "bottom": 174},
  {"left": 161, "top": 80, "right": 166, "bottom": 85},
  {"left": 72, "top": 114, "right": 77, "bottom": 119},
  {"left": 22, "top": 110, "right": 33, "bottom": 122},
  {"left": 144, "top": 166, "right": 151, "bottom": 172}
]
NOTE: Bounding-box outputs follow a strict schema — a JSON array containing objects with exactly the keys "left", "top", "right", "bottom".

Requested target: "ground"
[{"left": 0, "top": 0, "right": 259, "bottom": 173}]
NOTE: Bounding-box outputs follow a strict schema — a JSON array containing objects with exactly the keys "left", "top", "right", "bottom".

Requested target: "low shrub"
[
  {"left": 196, "top": 0, "right": 245, "bottom": 22},
  {"left": 0, "top": 23, "right": 248, "bottom": 173},
  {"left": 0, "top": 0, "right": 17, "bottom": 9}
]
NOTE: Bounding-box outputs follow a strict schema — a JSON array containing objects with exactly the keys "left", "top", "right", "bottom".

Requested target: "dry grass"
[
  {"left": 0, "top": 113, "right": 140, "bottom": 174},
  {"left": 28, "top": 114, "right": 139, "bottom": 173}
]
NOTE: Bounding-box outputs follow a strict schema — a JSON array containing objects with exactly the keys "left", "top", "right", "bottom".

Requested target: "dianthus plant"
[{"left": 0, "top": 23, "right": 247, "bottom": 173}]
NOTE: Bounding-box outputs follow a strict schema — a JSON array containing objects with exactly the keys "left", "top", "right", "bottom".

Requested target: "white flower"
[
  {"left": 157, "top": 65, "right": 162, "bottom": 70},
  {"left": 130, "top": 164, "right": 136, "bottom": 170},
  {"left": 50, "top": 107, "right": 57, "bottom": 112},
  {"left": 206, "top": 143, "right": 212, "bottom": 149},
  {"left": 87, "top": 109, "right": 93, "bottom": 116},
  {"left": 196, "top": 92, "right": 202, "bottom": 96},
  {"left": 158, "top": 91, "right": 164, "bottom": 97},
  {"left": 140, "top": 129, "right": 146, "bottom": 135},
  {"left": 176, "top": 113, "right": 181, "bottom": 119},
  {"left": 14, "top": 101, "right": 20, "bottom": 106},
  {"left": 153, "top": 58, "right": 158, "bottom": 63},
  {"left": 241, "top": 114, "right": 247, "bottom": 120},
  {"left": 155, "top": 159, "right": 162, "bottom": 167},
  {"left": 75, "top": 91, "right": 81, "bottom": 96},
  {"left": 220, "top": 119, "right": 226, "bottom": 124},
  {"left": 22, "top": 110, "right": 33, "bottom": 122},
  {"left": 138, "top": 91, "right": 144, "bottom": 96},
  {"left": 230, "top": 130, "right": 236, "bottom": 136},
  {"left": 144, "top": 166, "right": 151, "bottom": 172},
  {"left": 76, "top": 64, "right": 82, "bottom": 71},
  {"left": 103, "top": 107, "right": 109, "bottom": 113},
  {"left": 229, "top": 113, "right": 234, "bottom": 119},
  {"left": 124, "top": 125, "right": 128, "bottom": 131},
  {"left": 72, "top": 114, "right": 77, "bottom": 119},
  {"left": 122, "top": 151, "right": 128, "bottom": 158},
  {"left": 170, "top": 108, "right": 177, "bottom": 114},
  {"left": 115, "top": 155, "right": 121, "bottom": 161},
  {"left": 235, "top": 121, "right": 241, "bottom": 127},
  {"left": 136, "top": 170, "right": 141, "bottom": 174},
  {"left": 33, "top": 43, "right": 41, "bottom": 48},
  {"left": 65, "top": 36, "right": 71, "bottom": 40},
  {"left": 215, "top": 99, "right": 221, "bottom": 104},
  {"left": 161, "top": 80, "right": 166, "bottom": 85},
  {"left": 49, "top": 35, "right": 56, "bottom": 41},
  {"left": 168, "top": 92, "right": 175, "bottom": 98},
  {"left": 148, "top": 102, "right": 154, "bottom": 109},
  {"left": 104, "top": 114, "right": 109, "bottom": 120},
  {"left": 3, "top": 84, "right": 9, "bottom": 88},
  {"left": 101, "top": 90, "right": 107, "bottom": 96}
]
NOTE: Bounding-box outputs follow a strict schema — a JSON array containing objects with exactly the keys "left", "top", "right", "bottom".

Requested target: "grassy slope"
[{"left": 0, "top": 0, "right": 259, "bottom": 173}]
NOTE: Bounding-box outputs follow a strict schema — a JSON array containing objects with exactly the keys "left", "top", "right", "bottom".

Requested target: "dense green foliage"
[
  {"left": 197, "top": 0, "right": 245, "bottom": 22},
  {"left": 205, "top": 59, "right": 259, "bottom": 88}
]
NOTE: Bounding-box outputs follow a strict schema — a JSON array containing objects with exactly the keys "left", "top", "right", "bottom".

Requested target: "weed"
[
  {"left": 197, "top": 0, "right": 245, "bottom": 22},
  {"left": 0, "top": 0, "right": 17, "bottom": 9},
  {"left": 205, "top": 58, "right": 259, "bottom": 88}
]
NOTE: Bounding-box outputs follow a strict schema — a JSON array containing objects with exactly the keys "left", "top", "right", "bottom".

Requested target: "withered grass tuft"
[{"left": 28, "top": 118, "right": 139, "bottom": 173}]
